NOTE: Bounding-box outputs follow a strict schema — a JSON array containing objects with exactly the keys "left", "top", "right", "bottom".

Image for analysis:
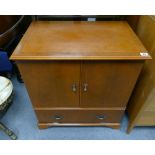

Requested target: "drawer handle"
[
  {"left": 52, "top": 115, "right": 64, "bottom": 120},
  {"left": 96, "top": 115, "right": 106, "bottom": 120},
  {"left": 72, "top": 84, "right": 77, "bottom": 92},
  {"left": 83, "top": 83, "right": 88, "bottom": 92}
]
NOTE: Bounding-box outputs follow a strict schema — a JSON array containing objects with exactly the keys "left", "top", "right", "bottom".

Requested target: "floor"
[{"left": 1, "top": 76, "right": 155, "bottom": 140}]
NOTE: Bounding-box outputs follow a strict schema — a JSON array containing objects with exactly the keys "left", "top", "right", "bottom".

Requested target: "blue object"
[{"left": 0, "top": 51, "right": 12, "bottom": 72}]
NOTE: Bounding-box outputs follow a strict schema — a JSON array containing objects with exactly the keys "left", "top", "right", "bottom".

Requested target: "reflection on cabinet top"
[{"left": 11, "top": 21, "right": 151, "bottom": 60}]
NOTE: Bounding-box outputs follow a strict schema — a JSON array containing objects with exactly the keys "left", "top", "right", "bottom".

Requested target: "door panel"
[
  {"left": 80, "top": 61, "right": 143, "bottom": 107},
  {"left": 18, "top": 61, "right": 80, "bottom": 108}
]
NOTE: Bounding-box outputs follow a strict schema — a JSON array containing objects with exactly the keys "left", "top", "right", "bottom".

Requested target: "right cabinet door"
[{"left": 80, "top": 61, "right": 143, "bottom": 108}]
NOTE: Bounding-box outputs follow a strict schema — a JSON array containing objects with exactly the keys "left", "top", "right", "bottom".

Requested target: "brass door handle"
[
  {"left": 72, "top": 84, "right": 77, "bottom": 92},
  {"left": 83, "top": 83, "right": 88, "bottom": 92}
]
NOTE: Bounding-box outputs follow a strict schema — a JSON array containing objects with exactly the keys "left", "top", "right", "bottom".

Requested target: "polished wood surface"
[
  {"left": 80, "top": 61, "right": 143, "bottom": 107},
  {"left": 0, "top": 15, "right": 21, "bottom": 34},
  {"left": 11, "top": 21, "right": 149, "bottom": 129},
  {"left": 126, "top": 15, "right": 140, "bottom": 31},
  {"left": 10, "top": 21, "right": 150, "bottom": 60},
  {"left": 136, "top": 111, "right": 155, "bottom": 125},
  {"left": 17, "top": 59, "right": 144, "bottom": 128},
  {"left": 127, "top": 15, "right": 155, "bottom": 133},
  {"left": 0, "top": 15, "right": 31, "bottom": 49},
  {"left": 38, "top": 123, "right": 120, "bottom": 129},
  {"left": 17, "top": 61, "right": 80, "bottom": 107},
  {"left": 35, "top": 109, "right": 124, "bottom": 124}
]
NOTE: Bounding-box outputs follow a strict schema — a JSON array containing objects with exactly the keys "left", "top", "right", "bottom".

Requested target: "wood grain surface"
[
  {"left": 80, "top": 60, "right": 143, "bottom": 107},
  {"left": 127, "top": 15, "right": 155, "bottom": 133},
  {"left": 10, "top": 21, "right": 150, "bottom": 60}
]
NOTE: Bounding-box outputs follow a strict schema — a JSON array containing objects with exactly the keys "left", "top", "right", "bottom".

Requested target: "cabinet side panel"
[
  {"left": 127, "top": 16, "right": 155, "bottom": 129},
  {"left": 136, "top": 111, "right": 155, "bottom": 126}
]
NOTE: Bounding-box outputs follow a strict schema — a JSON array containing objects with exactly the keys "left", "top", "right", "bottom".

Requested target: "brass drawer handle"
[
  {"left": 83, "top": 83, "right": 88, "bottom": 92},
  {"left": 72, "top": 84, "right": 77, "bottom": 92},
  {"left": 96, "top": 115, "right": 106, "bottom": 120},
  {"left": 52, "top": 115, "right": 64, "bottom": 120}
]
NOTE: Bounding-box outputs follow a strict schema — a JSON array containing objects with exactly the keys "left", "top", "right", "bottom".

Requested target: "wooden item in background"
[
  {"left": 127, "top": 15, "right": 155, "bottom": 133},
  {"left": 126, "top": 15, "right": 140, "bottom": 32}
]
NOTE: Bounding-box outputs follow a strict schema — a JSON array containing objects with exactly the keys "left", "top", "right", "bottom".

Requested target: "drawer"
[{"left": 35, "top": 109, "right": 124, "bottom": 124}]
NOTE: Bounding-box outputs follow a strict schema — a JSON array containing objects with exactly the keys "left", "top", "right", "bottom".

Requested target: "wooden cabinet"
[{"left": 10, "top": 21, "right": 151, "bottom": 129}]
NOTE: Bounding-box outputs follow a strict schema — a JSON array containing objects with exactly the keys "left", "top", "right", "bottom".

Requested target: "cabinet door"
[
  {"left": 80, "top": 61, "right": 143, "bottom": 108},
  {"left": 17, "top": 61, "right": 80, "bottom": 108}
]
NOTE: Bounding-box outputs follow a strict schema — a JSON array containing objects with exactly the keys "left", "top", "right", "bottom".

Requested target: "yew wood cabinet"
[{"left": 10, "top": 21, "right": 151, "bottom": 129}]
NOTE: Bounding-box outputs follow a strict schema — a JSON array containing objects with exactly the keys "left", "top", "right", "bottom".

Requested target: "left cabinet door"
[{"left": 17, "top": 61, "right": 80, "bottom": 108}]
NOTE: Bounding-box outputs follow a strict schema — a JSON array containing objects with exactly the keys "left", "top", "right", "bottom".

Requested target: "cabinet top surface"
[{"left": 11, "top": 21, "right": 151, "bottom": 60}]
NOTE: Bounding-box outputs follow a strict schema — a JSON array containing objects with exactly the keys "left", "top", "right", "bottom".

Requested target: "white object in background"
[
  {"left": 87, "top": 18, "right": 96, "bottom": 22},
  {"left": 0, "top": 76, "right": 13, "bottom": 105},
  {"left": 140, "top": 52, "right": 149, "bottom": 57}
]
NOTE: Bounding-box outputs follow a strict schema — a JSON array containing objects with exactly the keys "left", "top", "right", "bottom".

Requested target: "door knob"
[
  {"left": 83, "top": 83, "right": 88, "bottom": 92},
  {"left": 72, "top": 84, "right": 77, "bottom": 92}
]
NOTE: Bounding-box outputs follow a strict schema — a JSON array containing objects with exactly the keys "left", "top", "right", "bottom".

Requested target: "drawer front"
[{"left": 35, "top": 109, "right": 124, "bottom": 124}]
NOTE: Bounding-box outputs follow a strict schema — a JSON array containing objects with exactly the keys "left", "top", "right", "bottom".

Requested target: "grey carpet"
[{"left": 0, "top": 76, "right": 155, "bottom": 140}]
